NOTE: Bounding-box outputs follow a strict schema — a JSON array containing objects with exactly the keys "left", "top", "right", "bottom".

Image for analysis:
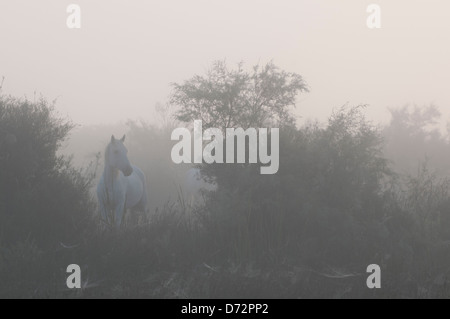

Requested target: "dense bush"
[
  {"left": 200, "top": 106, "right": 391, "bottom": 265},
  {"left": 0, "top": 96, "right": 96, "bottom": 248}
]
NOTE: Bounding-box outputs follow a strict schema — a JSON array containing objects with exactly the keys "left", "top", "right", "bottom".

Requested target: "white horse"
[{"left": 97, "top": 135, "right": 148, "bottom": 227}]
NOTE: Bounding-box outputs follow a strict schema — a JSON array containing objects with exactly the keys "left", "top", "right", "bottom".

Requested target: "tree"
[
  {"left": 169, "top": 60, "right": 309, "bottom": 196},
  {"left": 170, "top": 60, "right": 308, "bottom": 129},
  {"left": 384, "top": 104, "right": 450, "bottom": 176}
]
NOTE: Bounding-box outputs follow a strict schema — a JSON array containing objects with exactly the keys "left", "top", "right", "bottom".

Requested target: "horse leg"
[
  {"left": 141, "top": 187, "right": 149, "bottom": 214},
  {"left": 133, "top": 177, "right": 149, "bottom": 224},
  {"left": 115, "top": 200, "right": 126, "bottom": 228},
  {"left": 99, "top": 202, "right": 110, "bottom": 225},
  {"left": 97, "top": 188, "right": 109, "bottom": 225}
]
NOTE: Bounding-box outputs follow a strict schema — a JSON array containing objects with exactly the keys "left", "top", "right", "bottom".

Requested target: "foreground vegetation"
[{"left": 2, "top": 62, "right": 450, "bottom": 298}]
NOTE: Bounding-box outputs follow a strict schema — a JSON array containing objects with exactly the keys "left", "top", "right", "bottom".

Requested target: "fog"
[
  {"left": 1, "top": 1, "right": 449, "bottom": 126},
  {"left": 3, "top": 1, "right": 450, "bottom": 300}
]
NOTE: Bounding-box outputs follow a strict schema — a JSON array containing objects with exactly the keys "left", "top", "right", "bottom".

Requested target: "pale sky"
[{"left": 1, "top": 0, "right": 449, "bottom": 126}]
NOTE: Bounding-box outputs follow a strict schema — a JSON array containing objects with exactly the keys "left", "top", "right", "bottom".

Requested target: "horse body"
[{"left": 97, "top": 135, "right": 148, "bottom": 227}]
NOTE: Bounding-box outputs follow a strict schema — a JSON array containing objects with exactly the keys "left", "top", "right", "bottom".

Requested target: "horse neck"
[{"left": 104, "top": 161, "right": 119, "bottom": 183}]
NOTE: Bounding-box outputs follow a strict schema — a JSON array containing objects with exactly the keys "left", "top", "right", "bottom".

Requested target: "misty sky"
[{"left": 0, "top": 0, "right": 449, "bottom": 126}]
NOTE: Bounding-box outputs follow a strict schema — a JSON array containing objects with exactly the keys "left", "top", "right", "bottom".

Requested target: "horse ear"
[
  {"left": 121, "top": 135, "right": 126, "bottom": 142},
  {"left": 111, "top": 135, "right": 116, "bottom": 143}
]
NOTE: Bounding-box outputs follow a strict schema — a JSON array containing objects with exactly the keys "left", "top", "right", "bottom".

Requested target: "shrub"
[{"left": 0, "top": 95, "right": 96, "bottom": 248}]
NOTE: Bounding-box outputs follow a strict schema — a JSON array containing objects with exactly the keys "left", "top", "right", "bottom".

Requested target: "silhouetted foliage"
[
  {"left": 171, "top": 60, "right": 308, "bottom": 129},
  {"left": 384, "top": 104, "right": 450, "bottom": 176},
  {"left": 200, "top": 106, "right": 393, "bottom": 266},
  {"left": 4, "top": 67, "right": 450, "bottom": 298},
  {"left": 0, "top": 95, "right": 96, "bottom": 248}
]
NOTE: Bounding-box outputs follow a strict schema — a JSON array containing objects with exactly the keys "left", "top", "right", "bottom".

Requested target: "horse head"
[{"left": 107, "top": 135, "right": 133, "bottom": 176}]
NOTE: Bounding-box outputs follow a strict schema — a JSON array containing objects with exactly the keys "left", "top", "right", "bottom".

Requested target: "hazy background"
[
  {"left": 1, "top": 0, "right": 449, "bottom": 127},
  {"left": 2, "top": 1, "right": 450, "bottom": 299}
]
